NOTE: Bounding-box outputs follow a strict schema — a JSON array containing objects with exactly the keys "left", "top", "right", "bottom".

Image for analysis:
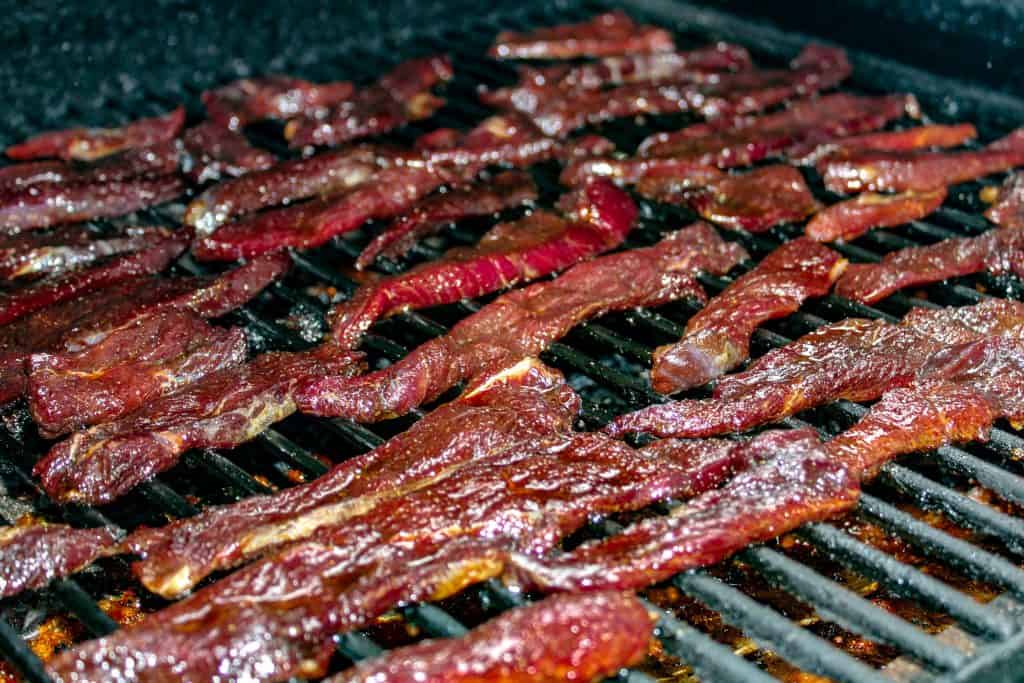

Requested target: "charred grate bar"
[{"left": 4, "top": 1, "right": 1024, "bottom": 681}]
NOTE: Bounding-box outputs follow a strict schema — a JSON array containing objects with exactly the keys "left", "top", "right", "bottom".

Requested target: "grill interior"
[{"left": 4, "top": 1, "right": 1024, "bottom": 681}]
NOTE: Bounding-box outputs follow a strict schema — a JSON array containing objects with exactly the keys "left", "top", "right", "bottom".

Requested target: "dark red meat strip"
[
  {"left": 683, "top": 165, "right": 822, "bottom": 232},
  {"left": 0, "top": 140, "right": 181, "bottom": 192},
  {"left": 0, "top": 225, "right": 171, "bottom": 281},
  {"left": 561, "top": 156, "right": 725, "bottom": 189},
  {"left": 806, "top": 188, "right": 947, "bottom": 242},
  {"left": 488, "top": 11, "right": 674, "bottom": 59},
  {"left": 0, "top": 522, "right": 119, "bottom": 598},
  {"left": 790, "top": 123, "right": 978, "bottom": 165},
  {"left": 984, "top": 173, "right": 1024, "bottom": 228},
  {"left": 202, "top": 75, "right": 355, "bottom": 130},
  {"left": 181, "top": 121, "right": 277, "bottom": 184}
]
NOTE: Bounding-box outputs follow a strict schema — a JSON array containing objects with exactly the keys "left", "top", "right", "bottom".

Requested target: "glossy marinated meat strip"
[
  {"left": 835, "top": 227, "right": 1024, "bottom": 303},
  {"left": 0, "top": 229, "right": 188, "bottom": 326},
  {"left": 285, "top": 56, "right": 453, "bottom": 148},
  {"left": 202, "top": 75, "right": 355, "bottom": 130},
  {"left": 522, "top": 45, "right": 851, "bottom": 138},
  {"left": 193, "top": 163, "right": 455, "bottom": 260},
  {"left": 328, "top": 592, "right": 652, "bottom": 683},
  {"left": 27, "top": 309, "right": 248, "bottom": 438},
  {"left": 0, "top": 225, "right": 170, "bottom": 281},
  {"left": 684, "top": 165, "right": 822, "bottom": 232},
  {"left": 638, "top": 93, "right": 914, "bottom": 164},
  {"left": 332, "top": 179, "right": 636, "bottom": 348},
  {"left": 790, "top": 123, "right": 977, "bottom": 165},
  {"left": 820, "top": 127, "right": 1024, "bottom": 193},
  {"left": 606, "top": 299, "right": 1024, "bottom": 438},
  {"left": 0, "top": 141, "right": 181, "bottom": 191},
  {"left": 34, "top": 347, "right": 363, "bottom": 505},
  {"left": 508, "top": 429, "right": 859, "bottom": 592},
  {"left": 181, "top": 121, "right": 277, "bottom": 183},
  {"left": 356, "top": 169, "right": 538, "bottom": 268},
  {"left": 806, "top": 188, "right": 947, "bottom": 242},
  {"left": 6, "top": 107, "right": 184, "bottom": 161},
  {"left": 561, "top": 156, "right": 725, "bottom": 190},
  {"left": 651, "top": 238, "right": 845, "bottom": 394},
  {"left": 129, "top": 358, "right": 579, "bottom": 597},
  {"left": 299, "top": 224, "right": 746, "bottom": 421},
  {"left": 0, "top": 522, "right": 119, "bottom": 598},
  {"left": 488, "top": 11, "right": 674, "bottom": 59},
  {"left": 984, "top": 173, "right": 1024, "bottom": 228}
]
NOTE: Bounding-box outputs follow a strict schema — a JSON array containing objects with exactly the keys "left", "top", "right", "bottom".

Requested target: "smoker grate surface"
[{"left": 4, "top": 1, "right": 1024, "bottom": 682}]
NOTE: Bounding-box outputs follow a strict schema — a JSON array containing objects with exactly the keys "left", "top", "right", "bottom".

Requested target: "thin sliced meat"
[
  {"left": 684, "top": 165, "right": 822, "bottom": 232},
  {"left": 0, "top": 225, "right": 171, "bottom": 281},
  {"left": 651, "top": 238, "right": 845, "bottom": 394},
  {"left": 806, "top": 188, "right": 947, "bottom": 242},
  {"left": 0, "top": 522, "right": 119, "bottom": 598},
  {"left": 202, "top": 75, "right": 355, "bottom": 130},
  {"left": 488, "top": 11, "right": 674, "bottom": 59},
  {"left": 181, "top": 121, "right": 277, "bottom": 184},
  {"left": 0, "top": 141, "right": 181, "bottom": 192},
  {"left": 561, "top": 156, "right": 724, "bottom": 189},
  {"left": 791, "top": 123, "right": 978, "bottom": 165},
  {"left": 984, "top": 173, "right": 1024, "bottom": 228}
]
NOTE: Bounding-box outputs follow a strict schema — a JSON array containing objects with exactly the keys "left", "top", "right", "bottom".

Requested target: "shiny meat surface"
[
  {"left": 488, "top": 11, "right": 674, "bottom": 59},
  {"left": 806, "top": 188, "right": 947, "bottom": 242},
  {"left": 560, "top": 156, "right": 725, "bottom": 190},
  {"left": 0, "top": 523, "right": 119, "bottom": 598},
  {"left": 6, "top": 107, "right": 185, "bottom": 162},
  {"left": 181, "top": 121, "right": 277, "bottom": 184},
  {"left": 835, "top": 227, "right": 1024, "bottom": 303},
  {"left": 651, "top": 238, "right": 845, "bottom": 394},
  {"left": 0, "top": 225, "right": 171, "bottom": 281},
  {"left": 331, "top": 179, "right": 636, "bottom": 349},
  {"left": 984, "top": 172, "right": 1024, "bottom": 228},
  {"left": 790, "top": 122, "right": 977, "bottom": 165},
  {"left": 298, "top": 224, "right": 746, "bottom": 421},
  {"left": 327, "top": 592, "right": 652, "bottom": 683},
  {"left": 202, "top": 75, "right": 355, "bottom": 130},
  {"left": 0, "top": 141, "right": 180, "bottom": 191},
  {"left": 684, "top": 165, "right": 822, "bottom": 232}
]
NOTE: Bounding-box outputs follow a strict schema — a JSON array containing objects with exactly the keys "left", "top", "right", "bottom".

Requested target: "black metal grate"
[{"left": 4, "top": 1, "right": 1024, "bottom": 681}]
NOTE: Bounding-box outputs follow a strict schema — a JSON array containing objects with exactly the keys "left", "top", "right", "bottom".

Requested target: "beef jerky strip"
[
  {"left": 202, "top": 75, "right": 355, "bottom": 130},
  {"left": 526, "top": 45, "right": 851, "bottom": 138},
  {"left": 835, "top": 227, "right": 1024, "bottom": 303},
  {"left": 488, "top": 11, "right": 674, "bottom": 59},
  {"left": 300, "top": 223, "right": 746, "bottom": 422},
  {"left": 508, "top": 429, "right": 859, "bottom": 593},
  {"left": 682, "top": 165, "right": 822, "bottom": 232},
  {"left": 0, "top": 522, "right": 119, "bottom": 598},
  {"left": 333, "top": 179, "right": 636, "bottom": 349},
  {"left": 34, "top": 347, "right": 364, "bottom": 505},
  {"left": 193, "top": 163, "right": 458, "bottom": 260},
  {"left": 129, "top": 358, "right": 580, "bottom": 597},
  {"left": 605, "top": 299, "right": 1024, "bottom": 438},
  {"left": 638, "top": 93, "right": 914, "bottom": 164},
  {"left": 285, "top": 56, "right": 453, "bottom": 148},
  {"left": 0, "top": 140, "right": 181, "bottom": 192},
  {"left": 181, "top": 121, "right": 277, "bottom": 184},
  {"left": 820, "top": 127, "right": 1024, "bottom": 193},
  {"left": 560, "top": 156, "right": 725, "bottom": 189},
  {"left": 356, "top": 169, "right": 538, "bottom": 268},
  {"left": 0, "top": 225, "right": 171, "bottom": 281},
  {"left": 6, "top": 106, "right": 184, "bottom": 162},
  {"left": 984, "top": 172, "right": 1024, "bottom": 228},
  {"left": 790, "top": 123, "right": 978, "bottom": 165},
  {"left": 328, "top": 592, "right": 652, "bottom": 683},
  {"left": 806, "top": 188, "right": 947, "bottom": 242},
  {"left": 651, "top": 238, "right": 846, "bottom": 394},
  {"left": 27, "top": 309, "right": 248, "bottom": 438},
  {"left": 0, "top": 229, "right": 188, "bottom": 326}
]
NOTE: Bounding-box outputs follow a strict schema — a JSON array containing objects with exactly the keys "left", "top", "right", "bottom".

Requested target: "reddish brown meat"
[
  {"left": 299, "top": 224, "right": 745, "bottom": 422},
  {"left": 984, "top": 173, "right": 1024, "bottom": 228},
  {"left": 509, "top": 429, "right": 859, "bottom": 592},
  {"left": 790, "top": 123, "right": 978, "bottom": 165},
  {"left": 0, "top": 225, "right": 171, "bottom": 281},
  {"left": 820, "top": 127, "right": 1024, "bottom": 193},
  {"left": 806, "top": 188, "right": 947, "bottom": 242},
  {"left": 33, "top": 347, "right": 364, "bottom": 505},
  {"left": 202, "top": 75, "right": 355, "bottom": 130},
  {"left": 181, "top": 121, "right": 277, "bottom": 183},
  {"left": 561, "top": 156, "right": 725, "bottom": 190},
  {"left": 834, "top": 227, "right": 1024, "bottom": 303},
  {"left": 6, "top": 107, "right": 185, "bottom": 161},
  {"left": 637, "top": 93, "right": 914, "bottom": 165},
  {"left": 488, "top": 11, "right": 674, "bottom": 59},
  {"left": 356, "top": 169, "right": 538, "bottom": 268},
  {"left": 27, "top": 309, "right": 248, "bottom": 438},
  {"left": 328, "top": 592, "right": 652, "bottom": 683},
  {"left": 651, "top": 238, "right": 845, "bottom": 394},
  {"left": 606, "top": 299, "right": 1024, "bottom": 438},
  {"left": 684, "top": 165, "right": 822, "bottom": 232},
  {"left": 285, "top": 56, "right": 453, "bottom": 148},
  {"left": 331, "top": 179, "right": 637, "bottom": 349},
  {"left": 0, "top": 229, "right": 188, "bottom": 326},
  {"left": 0, "top": 141, "right": 181, "bottom": 192},
  {"left": 0, "top": 522, "right": 119, "bottom": 598},
  {"left": 128, "top": 358, "right": 579, "bottom": 597}
]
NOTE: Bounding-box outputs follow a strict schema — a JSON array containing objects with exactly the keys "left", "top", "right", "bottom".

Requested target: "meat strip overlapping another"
[
  {"left": 0, "top": 140, "right": 180, "bottom": 191},
  {"left": 606, "top": 299, "right": 1024, "bottom": 438},
  {"left": 331, "top": 179, "right": 636, "bottom": 349},
  {"left": 651, "top": 238, "right": 845, "bottom": 394},
  {"left": 488, "top": 11, "right": 675, "bottom": 59},
  {"left": 835, "top": 227, "right": 1024, "bottom": 303},
  {"left": 299, "top": 223, "right": 747, "bottom": 422},
  {"left": 0, "top": 225, "right": 171, "bottom": 281},
  {"left": 6, "top": 107, "right": 185, "bottom": 162},
  {"left": 0, "top": 522, "right": 119, "bottom": 599},
  {"left": 202, "top": 75, "right": 355, "bottom": 130},
  {"left": 327, "top": 592, "right": 653, "bottom": 683},
  {"left": 680, "top": 165, "right": 822, "bottom": 232},
  {"left": 984, "top": 172, "right": 1024, "bottom": 228},
  {"left": 789, "top": 123, "right": 978, "bottom": 165},
  {"left": 180, "top": 121, "right": 277, "bottom": 184},
  {"left": 805, "top": 188, "right": 947, "bottom": 242}
]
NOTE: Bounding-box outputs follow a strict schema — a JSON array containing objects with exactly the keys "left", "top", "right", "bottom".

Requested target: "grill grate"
[{"left": 4, "top": 1, "right": 1024, "bottom": 681}]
